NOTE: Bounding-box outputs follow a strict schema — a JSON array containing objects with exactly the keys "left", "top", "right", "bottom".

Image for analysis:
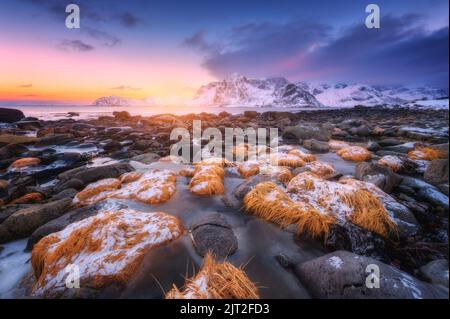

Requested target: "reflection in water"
[
  {"left": 0, "top": 156, "right": 356, "bottom": 298},
  {"left": 0, "top": 239, "right": 31, "bottom": 298}
]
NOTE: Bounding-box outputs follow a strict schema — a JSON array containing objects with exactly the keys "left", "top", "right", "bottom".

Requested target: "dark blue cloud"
[
  {"left": 186, "top": 15, "right": 448, "bottom": 88},
  {"left": 57, "top": 39, "right": 94, "bottom": 52}
]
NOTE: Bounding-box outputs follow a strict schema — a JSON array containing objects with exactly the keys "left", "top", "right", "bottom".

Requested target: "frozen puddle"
[{"left": 0, "top": 239, "right": 31, "bottom": 298}]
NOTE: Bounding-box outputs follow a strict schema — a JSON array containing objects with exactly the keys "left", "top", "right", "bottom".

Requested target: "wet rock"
[
  {"left": 424, "top": 159, "right": 449, "bottom": 186},
  {"left": 0, "top": 143, "right": 28, "bottom": 159},
  {"left": 0, "top": 198, "right": 72, "bottom": 242},
  {"left": 376, "top": 150, "right": 409, "bottom": 158},
  {"left": 131, "top": 152, "right": 160, "bottom": 164},
  {"left": 355, "top": 162, "right": 401, "bottom": 193},
  {"left": 283, "top": 123, "right": 332, "bottom": 142},
  {"left": 366, "top": 141, "right": 380, "bottom": 152},
  {"left": 243, "top": 111, "right": 258, "bottom": 119},
  {"left": 0, "top": 224, "right": 13, "bottom": 243},
  {"left": 71, "top": 123, "right": 94, "bottom": 130},
  {"left": 113, "top": 111, "right": 132, "bottom": 121},
  {"left": 35, "top": 134, "right": 74, "bottom": 146},
  {"left": 378, "top": 138, "right": 403, "bottom": 147},
  {"left": 294, "top": 250, "right": 448, "bottom": 299},
  {"left": 0, "top": 108, "right": 24, "bottom": 123},
  {"left": 7, "top": 176, "right": 36, "bottom": 201},
  {"left": 233, "top": 175, "right": 283, "bottom": 199},
  {"left": 0, "top": 134, "right": 37, "bottom": 145},
  {"left": 50, "top": 188, "right": 78, "bottom": 201},
  {"left": 131, "top": 139, "right": 153, "bottom": 151},
  {"left": 438, "top": 184, "right": 449, "bottom": 196},
  {"left": 56, "top": 178, "right": 84, "bottom": 191},
  {"left": 349, "top": 124, "right": 372, "bottom": 137},
  {"left": 190, "top": 213, "right": 238, "bottom": 260},
  {"left": 383, "top": 142, "right": 416, "bottom": 154},
  {"left": 103, "top": 140, "right": 122, "bottom": 152},
  {"left": 419, "top": 259, "right": 449, "bottom": 288},
  {"left": 26, "top": 203, "right": 105, "bottom": 250},
  {"left": 417, "top": 187, "right": 449, "bottom": 210},
  {"left": 57, "top": 163, "right": 133, "bottom": 185},
  {"left": 16, "top": 120, "right": 42, "bottom": 130},
  {"left": 325, "top": 223, "right": 388, "bottom": 261},
  {"left": 303, "top": 139, "right": 330, "bottom": 153}
]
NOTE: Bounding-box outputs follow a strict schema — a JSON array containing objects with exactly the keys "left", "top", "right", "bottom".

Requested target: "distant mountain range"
[
  {"left": 93, "top": 96, "right": 154, "bottom": 106},
  {"left": 93, "top": 75, "right": 448, "bottom": 108}
]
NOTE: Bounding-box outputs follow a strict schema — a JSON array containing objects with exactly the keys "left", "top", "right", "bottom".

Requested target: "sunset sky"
[{"left": 0, "top": 0, "right": 448, "bottom": 105}]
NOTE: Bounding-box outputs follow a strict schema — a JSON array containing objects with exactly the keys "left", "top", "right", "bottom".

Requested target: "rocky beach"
[{"left": 0, "top": 106, "right": 448, "bottom": 299}]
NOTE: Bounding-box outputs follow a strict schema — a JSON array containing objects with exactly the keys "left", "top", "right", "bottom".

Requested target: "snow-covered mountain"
[
  {"left": 297, "top": 82, "right": 448, "bottom": 107},
  {"left": 193, "top": 74, "right": 323, "bottom": 107},
  {"left": 93, "top": 96, "right": 154, "bottom": 106}
]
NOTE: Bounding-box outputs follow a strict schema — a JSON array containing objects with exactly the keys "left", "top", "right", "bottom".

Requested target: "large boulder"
[
  {"left": 0, "top": 198, "right": 72, "bottom": 242},
  {"left": 190, "top": 213, "right": 238, "bottom": 260},
  {"left": 131, "top": 152, "right": 160, "bottom": 164},
  {"left": 26, "top": 202, "right": 113, "bottom": 250},
  {"left": 294, "top": 250, "right": 448, "bottom": 299},
  {"left": 0, "top": 144, "right": 28, "bottom": 159},
  {"left": 0, "top": 108, "right": 24, "bottom": 123},
  {"left": 283, "top": 123, "right": 332, "bottom": 142},
  {"left": 303, "top": 139, "right": 330, "bottom": 153},
  {"left": 419, "top": 259, "right": 449, "bottom": 288},
  {"left": 424, "top": 159, "right": 449, "bottom": 186},
  {"left": 355, "top": 162, "right": 401, "bottom": 193},
  {"left": 233, "top": 175, "right": 283, "bottom": 199},
  {"left": 57, "top": 163, "right": 133, "bottom": 186}
]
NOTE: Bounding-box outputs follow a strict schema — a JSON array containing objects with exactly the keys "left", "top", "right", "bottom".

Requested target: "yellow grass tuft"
[
  {"left": 328, "top": 140, "right": 350, "bottom": 151},
  {"left": 336, "top": 146, "right": 372, "bottom": 162},
  {"left": 238, "top": 162, "right": 260, "bottom": 179},
  {"left": 166, "top": 253, "right": 259, "bottom": 299},
  {"left": 408, "top": 147, "right": 444, "bottom": 161},
  {"left": 190, "top": 164, "right": 225, "bottom": 196},
  {"left": 244, "top": 182, "right": 302, "bottom": 227},
  {"left": 341, "top": 189, "right": 397, "bottom": 237},
  {"left": 296, "top": 209, "right": 336, "bottom": 239},
  {"left": 288, "top": 149, "right": 316, "bottom": 162},
  {"left": 10, "top": 157, "right": 41, "bottom": 169}
]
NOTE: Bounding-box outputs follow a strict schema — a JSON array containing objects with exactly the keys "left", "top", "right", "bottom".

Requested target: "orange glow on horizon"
[{"left": 0, "top": 39, "right": 215, "bottom": 104}]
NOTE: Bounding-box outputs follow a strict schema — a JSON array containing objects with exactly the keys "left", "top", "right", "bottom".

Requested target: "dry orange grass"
[
  {"left": 75, "top": 178, "right": 121, "bottom": 203},
  {"left": 119, "top": 171, "right": 143, "bottom": 184},
  {"left": 378, "top": 155, "right": 403, "bottom": 172},
  {"left": 341, "top": 189, "right": 397, "bottom": 237},
  {"left": 31, "top": 210, "right": 184, "bottom": 297},
  {"left": 288, "top": 149, "right": 316, "bottom": 162},
  {"left": 336, "top": 146, "right": 372, "bottom": 162},
  {"left": 244, "top": 182, "right": 302, "bottom": 227},
  {"left": 238, "top": 162, "right": 260, "bottom": 178},
  {"left": 305, "top": 161, "right": 336, "bottom": 178},
  {"left": 166, "top": 253, "right": 259, "bottom": 299},
  {"left": 244, "top": 181, "right": 336, "bottom": 239},
  {"left": 74, "top": 170, "right": 178, "bottom": 206},
  {"left": 10, "top": 157, "right": 41, "bottom": 169},
  {"left": 271, "top": 153, "right": 305, "bottom": 168},
  {"left": 179, "top": 166, "right": 196, "bottom": 177},
  {"left": 190, "top": 164, "right": 225, "bottom": 196},
  {"left": 407, "top": 147, "right": 444, "bottom": 161},
  {"left": 270, "top": 167, "right": 293, "bottom": 185},
  {"left": 245, "top": 173, "right": 398, "bottom": 239},
  {"left": 296, "top": 209, "right": 336, "bottom": 239},
  {"left": 328, "top": 140, "right": 350, "bottom": 151},
  {"left": 10, "top": 192, "right": 44, "bottom": 204}
]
